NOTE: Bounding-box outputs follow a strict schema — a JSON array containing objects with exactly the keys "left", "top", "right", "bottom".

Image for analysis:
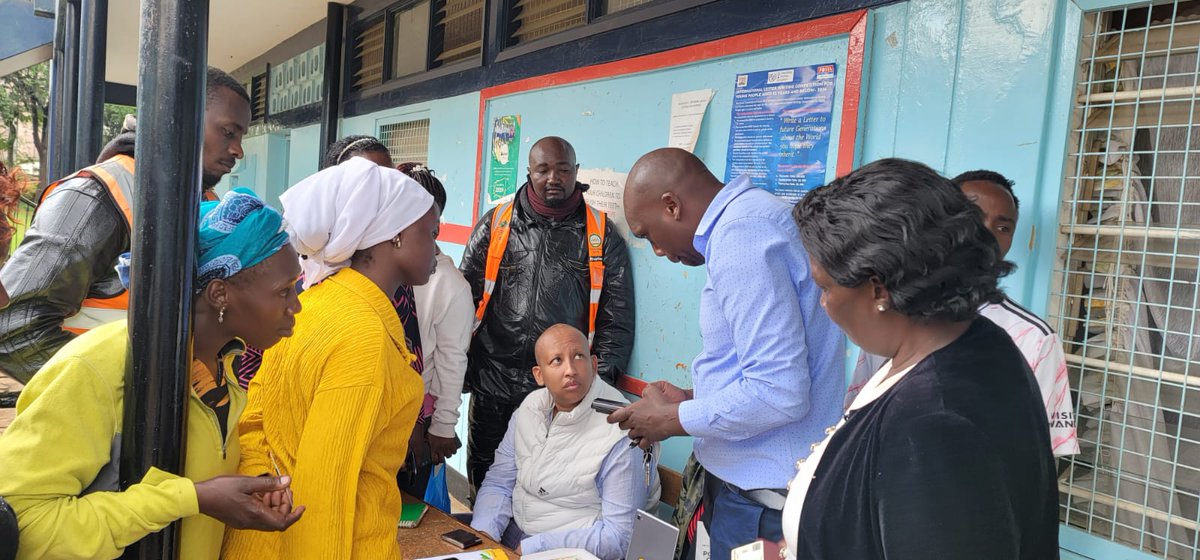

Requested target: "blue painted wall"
[
  {"left": 858, "top": 0, "right": 1080, "bottom": 318},
  {"left": 288, "top": 124, "right": 322, "bottom": 187}
]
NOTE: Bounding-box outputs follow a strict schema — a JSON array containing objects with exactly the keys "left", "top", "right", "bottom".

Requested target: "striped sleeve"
[{"left": 1032, "top": 333, "right": 1080, "bottom": 457}]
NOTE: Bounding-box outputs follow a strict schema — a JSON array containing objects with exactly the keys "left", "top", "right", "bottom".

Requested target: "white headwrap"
[{"left": 281, "top": 156, "right": 435, "bottom": 289}]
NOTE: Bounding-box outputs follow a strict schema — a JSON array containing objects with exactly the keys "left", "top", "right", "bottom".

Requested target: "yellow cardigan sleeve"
[
  {"left": 0, "top": 357, "right": 199, "bottom": 560},
  {"left": 280, "top": 341, "right": 389, "bottom": 559},
  {"left": 235, "top": 382, "right": 272, "bottom": 477}
]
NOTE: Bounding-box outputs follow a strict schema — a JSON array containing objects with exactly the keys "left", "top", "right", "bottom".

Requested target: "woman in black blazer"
[{"left": 780, "top": 158, "right": 1059, "bottom": 560}]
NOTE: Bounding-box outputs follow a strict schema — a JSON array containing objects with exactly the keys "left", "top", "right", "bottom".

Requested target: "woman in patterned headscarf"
[{"left": 0, "top": 188, "right": 305, "bottom": 560}]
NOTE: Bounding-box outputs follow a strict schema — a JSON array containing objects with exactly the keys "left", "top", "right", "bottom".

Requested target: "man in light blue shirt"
[
  {"left": 472, "top": 324, "right": 659, "bottom": 560},
  {"left": 612, "top": 148, "right": 844, "bottom": 559}
]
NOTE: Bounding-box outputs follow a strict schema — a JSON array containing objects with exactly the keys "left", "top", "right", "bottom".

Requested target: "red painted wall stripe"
[
  {"left": 837, "top": 13, "right": 868, "bottom": 176},
  {"left": 616, "top": 374, "right": 649, "bottom": 396}
]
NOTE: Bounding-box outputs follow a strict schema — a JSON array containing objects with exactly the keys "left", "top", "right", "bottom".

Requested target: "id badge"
[{"left": 732, "top": 539, "right": 782, "bottom": 560}]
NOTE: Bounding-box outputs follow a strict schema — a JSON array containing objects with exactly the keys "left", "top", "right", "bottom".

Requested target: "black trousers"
[{"left": 466, "top": 395, "right": 519, "bottom": 497}]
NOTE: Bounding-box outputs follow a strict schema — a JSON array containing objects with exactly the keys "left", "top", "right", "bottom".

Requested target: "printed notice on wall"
[
  {"left": 725, "top": 63, "right": 837, "bottom": 203},
  {"left": 668, "top": 88, "right": 716, "bottom": 153},
  {"left": 487, "top": 115, "right": 521, "bottom": 204},
  {"left": 577, "top": 167, "right": 645, "bottom": 249}
]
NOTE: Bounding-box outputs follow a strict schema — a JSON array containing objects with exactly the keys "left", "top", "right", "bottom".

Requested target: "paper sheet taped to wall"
[{"left": 668, "top": 89, "right": 716, "bottom": 153}]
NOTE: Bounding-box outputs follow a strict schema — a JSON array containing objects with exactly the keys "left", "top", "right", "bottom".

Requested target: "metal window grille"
[
  {"left": 508, "top": 0, "right": 586, "bottom": 44},
  {"left": 352, "top": 18, "right": 386, "bottom": 90},
  {"left": 433, "top": 0, "right": 484, "bottom": 66},
  {"left": 601, "top": 0, "right": 654, "bottom": 15},
  {"left": 1052, "top": 2, "right": 1200, "bottom": 558},
  {"left": 249, "top": 72, "right": 268, "bottom": 121},
  {"left": 380, "top": 119, "right": 431, "bottom": 166}
]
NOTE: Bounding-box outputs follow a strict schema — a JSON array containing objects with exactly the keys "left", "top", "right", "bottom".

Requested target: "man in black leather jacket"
[
  {"left": 460, "top": 137, "right": 635, "bottom": 492},
  {"left": 0, "top": 67, "right": 251, "bottom": 382}
]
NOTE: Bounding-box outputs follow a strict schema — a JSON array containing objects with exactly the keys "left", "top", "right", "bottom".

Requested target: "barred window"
[
  {"left": 1052, "top": 1, "right": 1200, "bottom": 558},
  {"left": 433, "top": 0, "right": 484, "bottom": 66},
  {"left": 380, "top": 119, "right": 431, "bottom": 165},
  {"left": 351, "top": 18, "right": 386, "bottom": 90},
  {"left": 508, "top": 0, "right": 587, "bottom": 45}
]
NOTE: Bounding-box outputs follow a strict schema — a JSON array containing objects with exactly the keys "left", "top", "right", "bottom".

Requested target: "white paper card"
[{"left": 668, "top": 89, "right": 716, "bottom": 153}]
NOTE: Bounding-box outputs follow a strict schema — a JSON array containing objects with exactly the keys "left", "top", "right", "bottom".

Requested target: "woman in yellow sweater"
[
  {"left": 0, "top": 189, "right": 304, "bottom": 560},
  {"left": 223, "top": 156, "right": 439, "bottom": 560}
]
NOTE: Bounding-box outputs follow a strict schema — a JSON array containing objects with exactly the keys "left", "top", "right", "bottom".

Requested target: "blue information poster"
[{"left": 725, "top": 63, "right": 837, "bottom": 203}]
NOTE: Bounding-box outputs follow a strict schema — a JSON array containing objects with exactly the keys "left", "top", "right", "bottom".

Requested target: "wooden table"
[{"left": 397, "top": 493, "right": 520, "bottom": 560}]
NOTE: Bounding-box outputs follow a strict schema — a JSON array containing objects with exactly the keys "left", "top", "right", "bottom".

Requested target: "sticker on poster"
[
  {"left": 724, "top": 63, "right": 837, "bottom": 203},
  {"left": 488, "top": 115, "right": 521, "bottom": 204}
]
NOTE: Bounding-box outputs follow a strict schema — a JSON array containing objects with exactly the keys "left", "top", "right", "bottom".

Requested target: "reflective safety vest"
[
  {"left": 37, "top": 155, "right": 136, "bottom": 334},
  {"left": 473, "top": 201, "right": 607, "bottom": 345}
]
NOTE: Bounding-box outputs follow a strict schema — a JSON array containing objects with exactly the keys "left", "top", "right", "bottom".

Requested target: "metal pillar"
[
  {"left": 119, "top": 0, "right": 208, "bottom": 557},
  {"left": 46, "top": 0, "right": 80, "bottom": 181},
  {"left": 319, "top": 1, "right": 345, "bottom": 160},
  {"left": 75, "top": 0, "right": 108, "bottom": 167}
]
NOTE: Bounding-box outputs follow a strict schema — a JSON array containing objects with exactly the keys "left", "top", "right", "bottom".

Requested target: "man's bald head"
[
  {"left": 534, "top": 323, "right": 590, "bottom": 363},
  {"left": 528, "top": 136, "right": 580, "bottom": 208},
  {"left": 625, "top": 148, "right": 720, "bottom": 209},
  {"left": 532, "top": 324, "right": 598, "bottom": 412},
  {"left": 529, "top": 136, "right": 577, "bottom": 168},
  {"left": 622, "top": 148, "right": 722, "bottom": 267}
]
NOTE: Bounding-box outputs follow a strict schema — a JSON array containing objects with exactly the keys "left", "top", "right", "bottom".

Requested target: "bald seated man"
[
  {"left": 608, "top": 148, "right": 845, "bottom": 559},
  {"left": 460, "top": 137, "right": 635, "bottom": 495},
  {"left": 471, "top": 324, "right": 659, "bottom": 560}
]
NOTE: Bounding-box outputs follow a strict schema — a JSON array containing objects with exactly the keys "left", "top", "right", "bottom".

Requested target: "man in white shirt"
[
  {"left": 848, "top": 170, "right": 1079, "bottom": 457},
  {"left": 471, "top": 324, "right": 659, "bottom": 560}
]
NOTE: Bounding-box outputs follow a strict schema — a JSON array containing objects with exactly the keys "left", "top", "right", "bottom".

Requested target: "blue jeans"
[{"left": 706, "top": 475, "right": 784, "bottom": 560}]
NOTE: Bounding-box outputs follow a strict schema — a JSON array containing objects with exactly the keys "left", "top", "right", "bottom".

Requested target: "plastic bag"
[{"left": 424, "top": 463, "right": 451, "bottom": 512}]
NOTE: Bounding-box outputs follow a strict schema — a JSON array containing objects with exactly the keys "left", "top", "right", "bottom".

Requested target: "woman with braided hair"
[
  {"left": 324, "top": 135, "right": 392, "bottom": 169},
  {"left": 394, "top": 162, "right": 471, "bottom": 499}
]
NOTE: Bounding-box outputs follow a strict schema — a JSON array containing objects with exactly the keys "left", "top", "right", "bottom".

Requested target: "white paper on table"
[
  {"left": 415, "top": 550, "right": 512, "bottom": 560},
  {"left": 521, "top": 548, "right": 602, "bottom": 560},
  {"left": 668, "top": 89, "right": 716, "bottom": 153}
]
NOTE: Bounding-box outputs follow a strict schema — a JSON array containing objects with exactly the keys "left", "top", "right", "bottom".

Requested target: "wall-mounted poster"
[
  {"left": 725, "top": 63, "right": 837, "bottom": 203},
  {"left": 488, "top": 115, "right": 521, "bottom": 203}
]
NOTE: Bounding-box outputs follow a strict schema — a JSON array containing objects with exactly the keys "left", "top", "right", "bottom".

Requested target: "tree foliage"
[
  {"left": 0, "top": 62, "right": 50, "bottom": 187},
  {"left": 102, "top": 103, "right": 135, "bottom": 140}
]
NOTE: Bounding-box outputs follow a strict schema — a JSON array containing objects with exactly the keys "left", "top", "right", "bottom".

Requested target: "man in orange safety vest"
[{"left": 0, "top": 67, "right": 251, "bottom": 382}]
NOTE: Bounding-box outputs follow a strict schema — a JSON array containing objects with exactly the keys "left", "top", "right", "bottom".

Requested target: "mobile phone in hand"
[
  {"left": 591, "top": 398, "right": 624, "bottom": 415},
  {"left": 441, "top": 528, "right": 482, "bottom": 549}
]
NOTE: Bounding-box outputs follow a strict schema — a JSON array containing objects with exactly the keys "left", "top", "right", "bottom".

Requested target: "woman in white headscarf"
[{"left": 223, "top": 157, "right": 439, "bottom": 560}]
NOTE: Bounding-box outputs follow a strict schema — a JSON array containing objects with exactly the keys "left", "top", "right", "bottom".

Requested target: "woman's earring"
[
  {"left": 392, "top": 236, "right": 403, "bottom": 249},
  {"left": 218, "top": 306, "right": 226, "bottom": 324},
  {"left": 876, "top": 304, "right": 886, "bottom": 312}
]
